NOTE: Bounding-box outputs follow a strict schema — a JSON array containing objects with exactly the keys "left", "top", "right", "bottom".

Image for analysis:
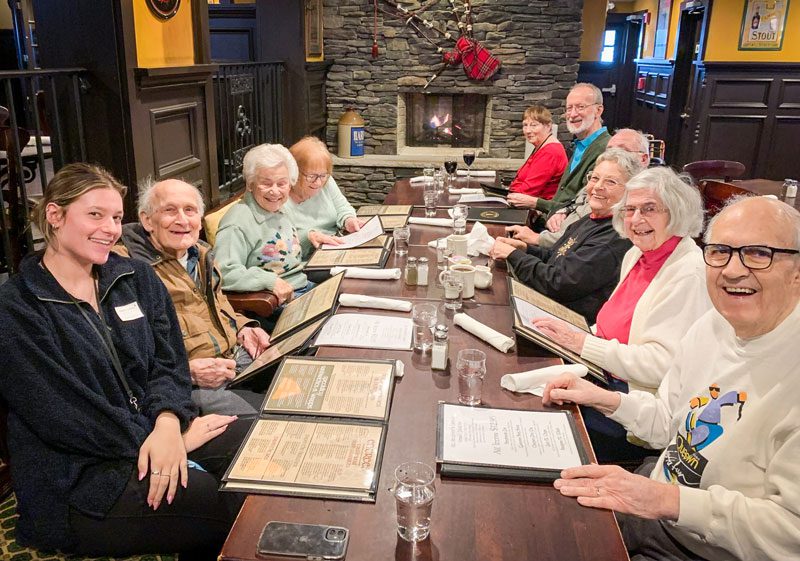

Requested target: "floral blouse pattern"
[{"left": 258, "top": 229, "right": 302, "bottom": 274}]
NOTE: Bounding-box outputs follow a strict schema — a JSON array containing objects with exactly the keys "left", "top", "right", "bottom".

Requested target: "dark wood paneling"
[
  {"left": 149, "top": 102, "right": 202, "bottom": 178},
  {"left": 209, "top": 5, "right": 257, "bottom": 62},
  {"left": 766, "top": 116, "right": 800, "bottom": 181},
  {"left": 703, "top": 115, "right": 764, "bottom": 164},
  {"left": 631, "top": 59, "right": 673, "bottom": 143}
]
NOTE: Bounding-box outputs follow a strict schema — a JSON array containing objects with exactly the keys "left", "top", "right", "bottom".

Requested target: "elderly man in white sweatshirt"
[{"left": 543, "top": 195, "right": 800, "bottom": 561}]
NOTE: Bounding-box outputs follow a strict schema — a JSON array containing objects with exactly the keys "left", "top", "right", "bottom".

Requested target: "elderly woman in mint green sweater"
[
  {"left": 284, "top": 136, "right": 362, "bottom": 258},
  {"left": 215, "top": 144, "right": 309, "bottom": 305}
]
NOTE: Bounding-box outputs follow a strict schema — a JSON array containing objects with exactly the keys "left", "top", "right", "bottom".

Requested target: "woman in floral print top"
[{"left": 215, "top": 144, "right": 309, "bottom": 305}]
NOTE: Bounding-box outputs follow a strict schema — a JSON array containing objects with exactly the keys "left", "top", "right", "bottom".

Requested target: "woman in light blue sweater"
[
  {"left": 285, "top": 136, "right": 362, "bottom": 258},
  {"left": 215, "top": 144, "right": 310, "bottom": 305}
]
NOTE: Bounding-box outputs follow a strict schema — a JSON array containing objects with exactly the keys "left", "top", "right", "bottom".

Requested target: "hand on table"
[
  {"left": 505, "top": 225, "right": 540, "bottom": 245},
  {"left": 507, "top": 193, "right": 538, "bottom": 209},
  {"left": 182, "top": 414, "right": 238, "bottom": 453},
  {"left": 542, "top": 373, "right": 621, "bottom": 415},
  {"left": 308, "top": 230, "right": 343, "bottom": 248},
  {"left": 532, "top": 317, "right": 587, "bottom": 354},
  {"left": 554, "top": 464, "right": 679, "bottom": 521},
  {"left": 189, "top": 357, "right": 236, "bottom": 389},
  {"left": 546, "top": 211, "right": 568, "bottom": 232},
  {"left": 272, "top": 278, "right": 295, "bottom": 305},
  {"left": 490, "top": 237, "right": 524, "bottom": 260},
  {"left": 138, "top": 412, "right": 187, "bottom": 509},
  {"left": 237, "top": 326, "right": 270, "bottom": 358}
]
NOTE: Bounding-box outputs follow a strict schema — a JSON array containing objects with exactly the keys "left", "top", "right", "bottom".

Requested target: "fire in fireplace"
[{"left": 404, "top": 93, "right": 487, "bottom": 148}]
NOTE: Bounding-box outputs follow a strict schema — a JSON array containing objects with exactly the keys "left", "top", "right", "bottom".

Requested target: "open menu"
[
  {"left": 270, "top": 272, "right": 344, "bottom": 342},
  {"left": 222, "top": 357, "right": 397, "bottom": 501},
  {"left": 356, "top": 204, "right": 412, "bottom": 231},
  {"left": 508, "top": 278, "right": 605, "bottom": 383},
  {"left": 313, "top": 313, "right": 413, "bottom": 350},
  {"left": 435, "top": 403, "right": 589, "bottom": 481},
  {"left": 305, "top": 237, "right": 392, "bottom": 271},
  {"left": 320, "top": 215, "right": 383, "bottom": 250},
  {"left": 228, "top": 317, "right": 326, "bottom": 388}
]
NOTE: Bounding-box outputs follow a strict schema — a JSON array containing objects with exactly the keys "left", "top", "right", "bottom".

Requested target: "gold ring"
[{"left": 151, "top": 470, "right": 160, "bottom": 476}]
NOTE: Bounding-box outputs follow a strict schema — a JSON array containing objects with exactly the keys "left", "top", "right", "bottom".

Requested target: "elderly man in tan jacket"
[{"left": 117, "top": 178, "right": 270, "bottom": 415}]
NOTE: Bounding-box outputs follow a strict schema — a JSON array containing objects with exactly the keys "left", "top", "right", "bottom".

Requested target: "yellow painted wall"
[
  {"left": 580, "top": 0, "right": 609, "bottom": 60},
  {"left": 632, "top": 0, "right": 658, "bottom": 57},
  {"left": 133, "top": 0, "right": 195, "bottom": 67},
  {"left": 704, "top": 0, "right": 800, "bottom": 61},
  {"left": 0, "top": 2, "right": 13, "bottom": 30}
]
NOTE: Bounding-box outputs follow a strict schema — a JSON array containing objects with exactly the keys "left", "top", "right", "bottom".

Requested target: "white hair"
[
  {"left": 611, "top": 128, "right": 650, "bottom": 157},
  {"left": 704, "top": 195, "right": 800, "bottom": 250},
  {"left": 243, "top": 144, "right": 299, "bottom": 187},
  {"left": 137, "top": 177, "right": 205, "bottom": 217},
  {"left": 612, "top": 167, "right": 704, "bottom": 239},
  {"left": 594, "top": 148, "right": 645, "bottom": 183},
  {"left": 571, "top": 82, "right": 604, "bottom": 105}
]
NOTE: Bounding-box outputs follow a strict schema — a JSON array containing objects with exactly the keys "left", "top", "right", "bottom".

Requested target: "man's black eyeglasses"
[{"left": 702, "top": 243, "right": 800, "bottom": 270}]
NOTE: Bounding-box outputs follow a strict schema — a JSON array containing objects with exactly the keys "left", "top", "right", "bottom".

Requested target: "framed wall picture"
[
  {"left": 739, "top": 0, "right": 790, "bottom": 50},
  {"left": 652, "top": 0, "right": 673, "bottom": 59},
  {"left": 305, "top": 0, "right": 324, "bottom": 60}
]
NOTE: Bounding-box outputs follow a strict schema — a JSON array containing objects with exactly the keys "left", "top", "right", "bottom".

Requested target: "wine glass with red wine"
[
  {"left": 463, "top": 151, "right": 476, "bottom": 184},
  {"left": 444, "top": 160, "right": 458, "bottom": 189}
]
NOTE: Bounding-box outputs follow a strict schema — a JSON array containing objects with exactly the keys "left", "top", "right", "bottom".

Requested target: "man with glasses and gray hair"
[
  {"left": 542, "top": 195, "right": 800, "bottom": 561},
  {"left": 508, "top": 82, "right": 609, "bottom": 218}
]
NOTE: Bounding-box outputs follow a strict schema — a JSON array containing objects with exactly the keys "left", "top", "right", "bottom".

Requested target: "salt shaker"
[
  {"left": 431, "top": 325, "right": 449, "bottom": 371},
  {"left": 783, "top": 179, "right": 798, "bottom": 199},
  {"left": 404, "top": 257, "right": 418, "bottom": 286},
  {"left": 417, "top": 257, "right": 429, "bottom": 286}
]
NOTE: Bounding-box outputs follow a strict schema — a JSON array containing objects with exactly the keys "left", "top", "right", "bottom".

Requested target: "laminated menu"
[
  {"left": 435, "top": 402, "right": 589, "bottom": 481},
  {"left": 269, "top": 272, "right": 344, "bottom": 342},
  {"left": 305, "top": 236, "right": 392, "bottom": 271},
  {"left": 466, "top": 207, "right": 528, "bottom": 225},
  {"left": 356, "top": 204, "right": 412, "bottom": 230},
  {"left": 222, "top": 357, "right": 397, "bottom": 501},
  {"left": 508, "top": 278, "right": 605, "bottom": 383}
]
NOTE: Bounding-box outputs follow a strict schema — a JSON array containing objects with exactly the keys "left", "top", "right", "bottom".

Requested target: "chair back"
[
  {"left": 700, "top": 179, "right": 751, "bottom": 217},
  {"left": 684, "top": 160, "right": 746, "bottom": 183}
]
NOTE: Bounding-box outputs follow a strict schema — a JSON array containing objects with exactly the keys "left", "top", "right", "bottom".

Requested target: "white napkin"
[
  {"left": 394, "top": 359, "right": 405, "bottom": 378},
  {"left": 339, "top": 293, "right": 412, "bottom": 311},
  {"left": 448, "top": 187, "right": 483, "bottom": 195},
  {"left": 456, "top": 170, "right": 496, "bottom": 177},
  {"left": 500, "top": 364, "right": 589, "bottom": 396},
  {"left": 409, "top": 176, "right": 430, "bottom": 184},
  {"left": 454, "top": 313, "right": 515, "bottom": 353},
  {"left": 426, "top": 221, "right": 495, "bottom": 257},
  {"left": 329, "top": 266, "right": 401, "bottom": 280},
  {"left": 409, "top": 217, "right": 452, "bottom": 227}
]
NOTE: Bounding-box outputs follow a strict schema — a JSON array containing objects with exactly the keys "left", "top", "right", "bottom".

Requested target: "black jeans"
[{"left": 69, "top": 416, "right": 255, "bottom": 560}]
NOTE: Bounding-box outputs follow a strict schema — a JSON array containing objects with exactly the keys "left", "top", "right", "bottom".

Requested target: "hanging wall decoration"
[
  {"left": 739, "top": 0, "right": 789, "bottom": 51},
  {"left": 377, "top": 0, "right": 501, "bottom": 88}
]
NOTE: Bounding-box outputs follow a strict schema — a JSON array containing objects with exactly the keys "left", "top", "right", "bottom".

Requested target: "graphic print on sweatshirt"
[
  {"left": 257, "top": 229, "right": 300, "bottom": 274},
  {"left": 662, "top": 383, "right": 748, "bottom": 487}
]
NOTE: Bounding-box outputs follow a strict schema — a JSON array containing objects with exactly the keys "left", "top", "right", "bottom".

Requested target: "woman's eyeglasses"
[
  {"left": 585, "top": 171, "right": 622, "bottom": 189},
  {"left": 302, "top": 172, "right": 329, "bottom": 183},
  {"left": 702, "top": 243, "right": 799, "bottom": 270},
  {"left": 618, "top": 204, "right": 667, "bottom": 218}
]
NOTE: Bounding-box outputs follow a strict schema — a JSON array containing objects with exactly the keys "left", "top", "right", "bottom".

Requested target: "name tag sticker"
[{"left": 115, "top": 302, "right": 144, "bottom": 322}]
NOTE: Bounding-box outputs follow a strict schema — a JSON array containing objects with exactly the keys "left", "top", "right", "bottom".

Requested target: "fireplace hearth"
[{"left": 404, "top": 93, "right": 487, "bottom": 148}]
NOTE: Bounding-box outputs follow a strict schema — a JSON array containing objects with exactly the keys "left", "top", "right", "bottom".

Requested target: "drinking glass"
[
  {"left": 462, "top": 150, "right": 476, "bottom": 184},
  {"left": 393, "top": 462, "right": 435, "bottom": 542},
  {"left": 433, "top": 170, "right": 445, "bottom": 195},
  {"left": 412, "top": 302, "right": 437, "bottom": 353},
  {"left": 457, "top": 348, "right": 486, "bottom": 405},
  {"left": 440, "top": 270, "right": 463, "bottom": 310},
  {"left": 452, "top": 203, "right": 468, "bottom": 234},
  {"left": 393, "top": 225, "right": 410, "bottom": 257},
  {"left": 422, "top": 167, "right": 435, "bottom": 187},
  {"left": 444, "top": 160, "right": 458, "bottom": 190},
  {"left": 423, "top": 191, "right": 438, "bottom": 218}
]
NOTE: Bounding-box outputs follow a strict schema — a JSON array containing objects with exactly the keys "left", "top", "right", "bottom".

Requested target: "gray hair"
[
  {"left": 243, "top": 143, "right": 299, "bottom": 187},
  {"left": 704, "top": 195, "right": 800, "bottom": 251},
  {"left": 594, "top": 148, "right": 646, "bottom": 183},
  {"left": 612, "top": 167, "right": 704, "bottom": 238},
  {"left": 137, "top": 177, "right": 206, "bottom": 217},
  {"left": 571, "top": 82, "right": 604, "bottom": 105},
  {"left": 612, "top": 128, "right": 650, "bottom": 156}
]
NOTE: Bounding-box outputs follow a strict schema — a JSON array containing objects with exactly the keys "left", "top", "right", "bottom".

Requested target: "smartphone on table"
[{"left": 257, "top": 521, "right": 349, "bottom": 560}]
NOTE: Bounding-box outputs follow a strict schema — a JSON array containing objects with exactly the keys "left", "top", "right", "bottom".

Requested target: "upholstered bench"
[{"left": 0, "top": 494, "right": 176, "bottom": 561}]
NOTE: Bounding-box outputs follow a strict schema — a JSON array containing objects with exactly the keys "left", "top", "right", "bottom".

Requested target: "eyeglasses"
[
  {"left": 565, "top": 103, "right": 599, "bottom": 114},
  {"left": 302, "top": 172, "right": 329, "bottom": 183},
  {"left": 702, "top": 243, "right": 800, "bottom": 270},
  {"left": 585, "top": 171, "right": 622, "bottom": 189},
  {"left": 619, "top": 204, "right": 667, "bottom": 218}
]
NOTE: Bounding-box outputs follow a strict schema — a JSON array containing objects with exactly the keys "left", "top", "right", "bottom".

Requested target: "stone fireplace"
[
  {"left": 322, "top": 0, "right": 584, "bottom": 203},
  {"left": 400, "top": 91, "right": 489, "bottom": 151}
]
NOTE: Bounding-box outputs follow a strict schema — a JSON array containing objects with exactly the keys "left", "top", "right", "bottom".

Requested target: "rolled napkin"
[
  {"left": 409, "top": 217, "right": 453, "bottom": 227},
  {"left": 409, "top": 176, "right": 430, "bottom": 184},
  {"left": 394, "top": 359, "right": 405, "bottom": 378},
  {"left": 448, "top": 187, "right": 484, "bottom": 195},
  {"left": 500, "top": 364, "right": 589, "bottom": 396},
  {"left": 339, "top": 293, "right": 412, "bottom": 311},
  {"left": 456, "top": 170, "right": 496, "bottom": 178},
  {"left": 454, "top": 313, "right": 515, "bottom": 353},
  {"left": 330, "top": 266, "right": 401, "bottom": 280}
]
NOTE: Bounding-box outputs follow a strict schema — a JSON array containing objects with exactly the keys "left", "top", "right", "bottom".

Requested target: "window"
[{"left": 600, "top": 29, "right": 617, "bottom": 63}]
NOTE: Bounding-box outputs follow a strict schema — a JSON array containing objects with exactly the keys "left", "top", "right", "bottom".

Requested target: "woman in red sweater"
[{"left": 506, "top": 105, "right": 568, "bottom": 205}]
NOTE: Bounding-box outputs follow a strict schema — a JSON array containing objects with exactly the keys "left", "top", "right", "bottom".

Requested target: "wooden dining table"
[{"left": 218, "top": 179, "right": 630, "bottom": 561}]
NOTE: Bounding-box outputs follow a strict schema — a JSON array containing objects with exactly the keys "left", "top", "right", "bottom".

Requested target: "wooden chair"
[
  {"left": 202, "top": 192, "right": 279, "bottom": 319},
  {"left": 699, "top": 179, "right": 751, "bottom": 217},
  {"left": 683, "top": 160, "right": 746, "bottom": 183}
]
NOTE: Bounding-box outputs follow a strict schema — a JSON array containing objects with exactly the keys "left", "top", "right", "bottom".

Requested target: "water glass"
[
  {"left": 412, "top": 302, "right": 437, "bottom": 353},
  {"left": 393, "top": 462, "right": 435, "bottom": 542},
  {"left": 452, "top": 203, "right": 468, "bottom": 234},
  {"left": 433, "top": 170, "right": 445, "bottom": 195},
  {"left": 423, "top": 190, "right": 438, "bottom": 218},
  {"left": 439, "top": 270, "right": 463, "bottom": 310},
  {"left": 393, "top": 225, "right": 410, "bottom": 257},
  {"left": 422, "top": 167, "right": 435, "bottom": 187},
  {"left": 457, "top": 348, "right": 486, "bottom": 405}
]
